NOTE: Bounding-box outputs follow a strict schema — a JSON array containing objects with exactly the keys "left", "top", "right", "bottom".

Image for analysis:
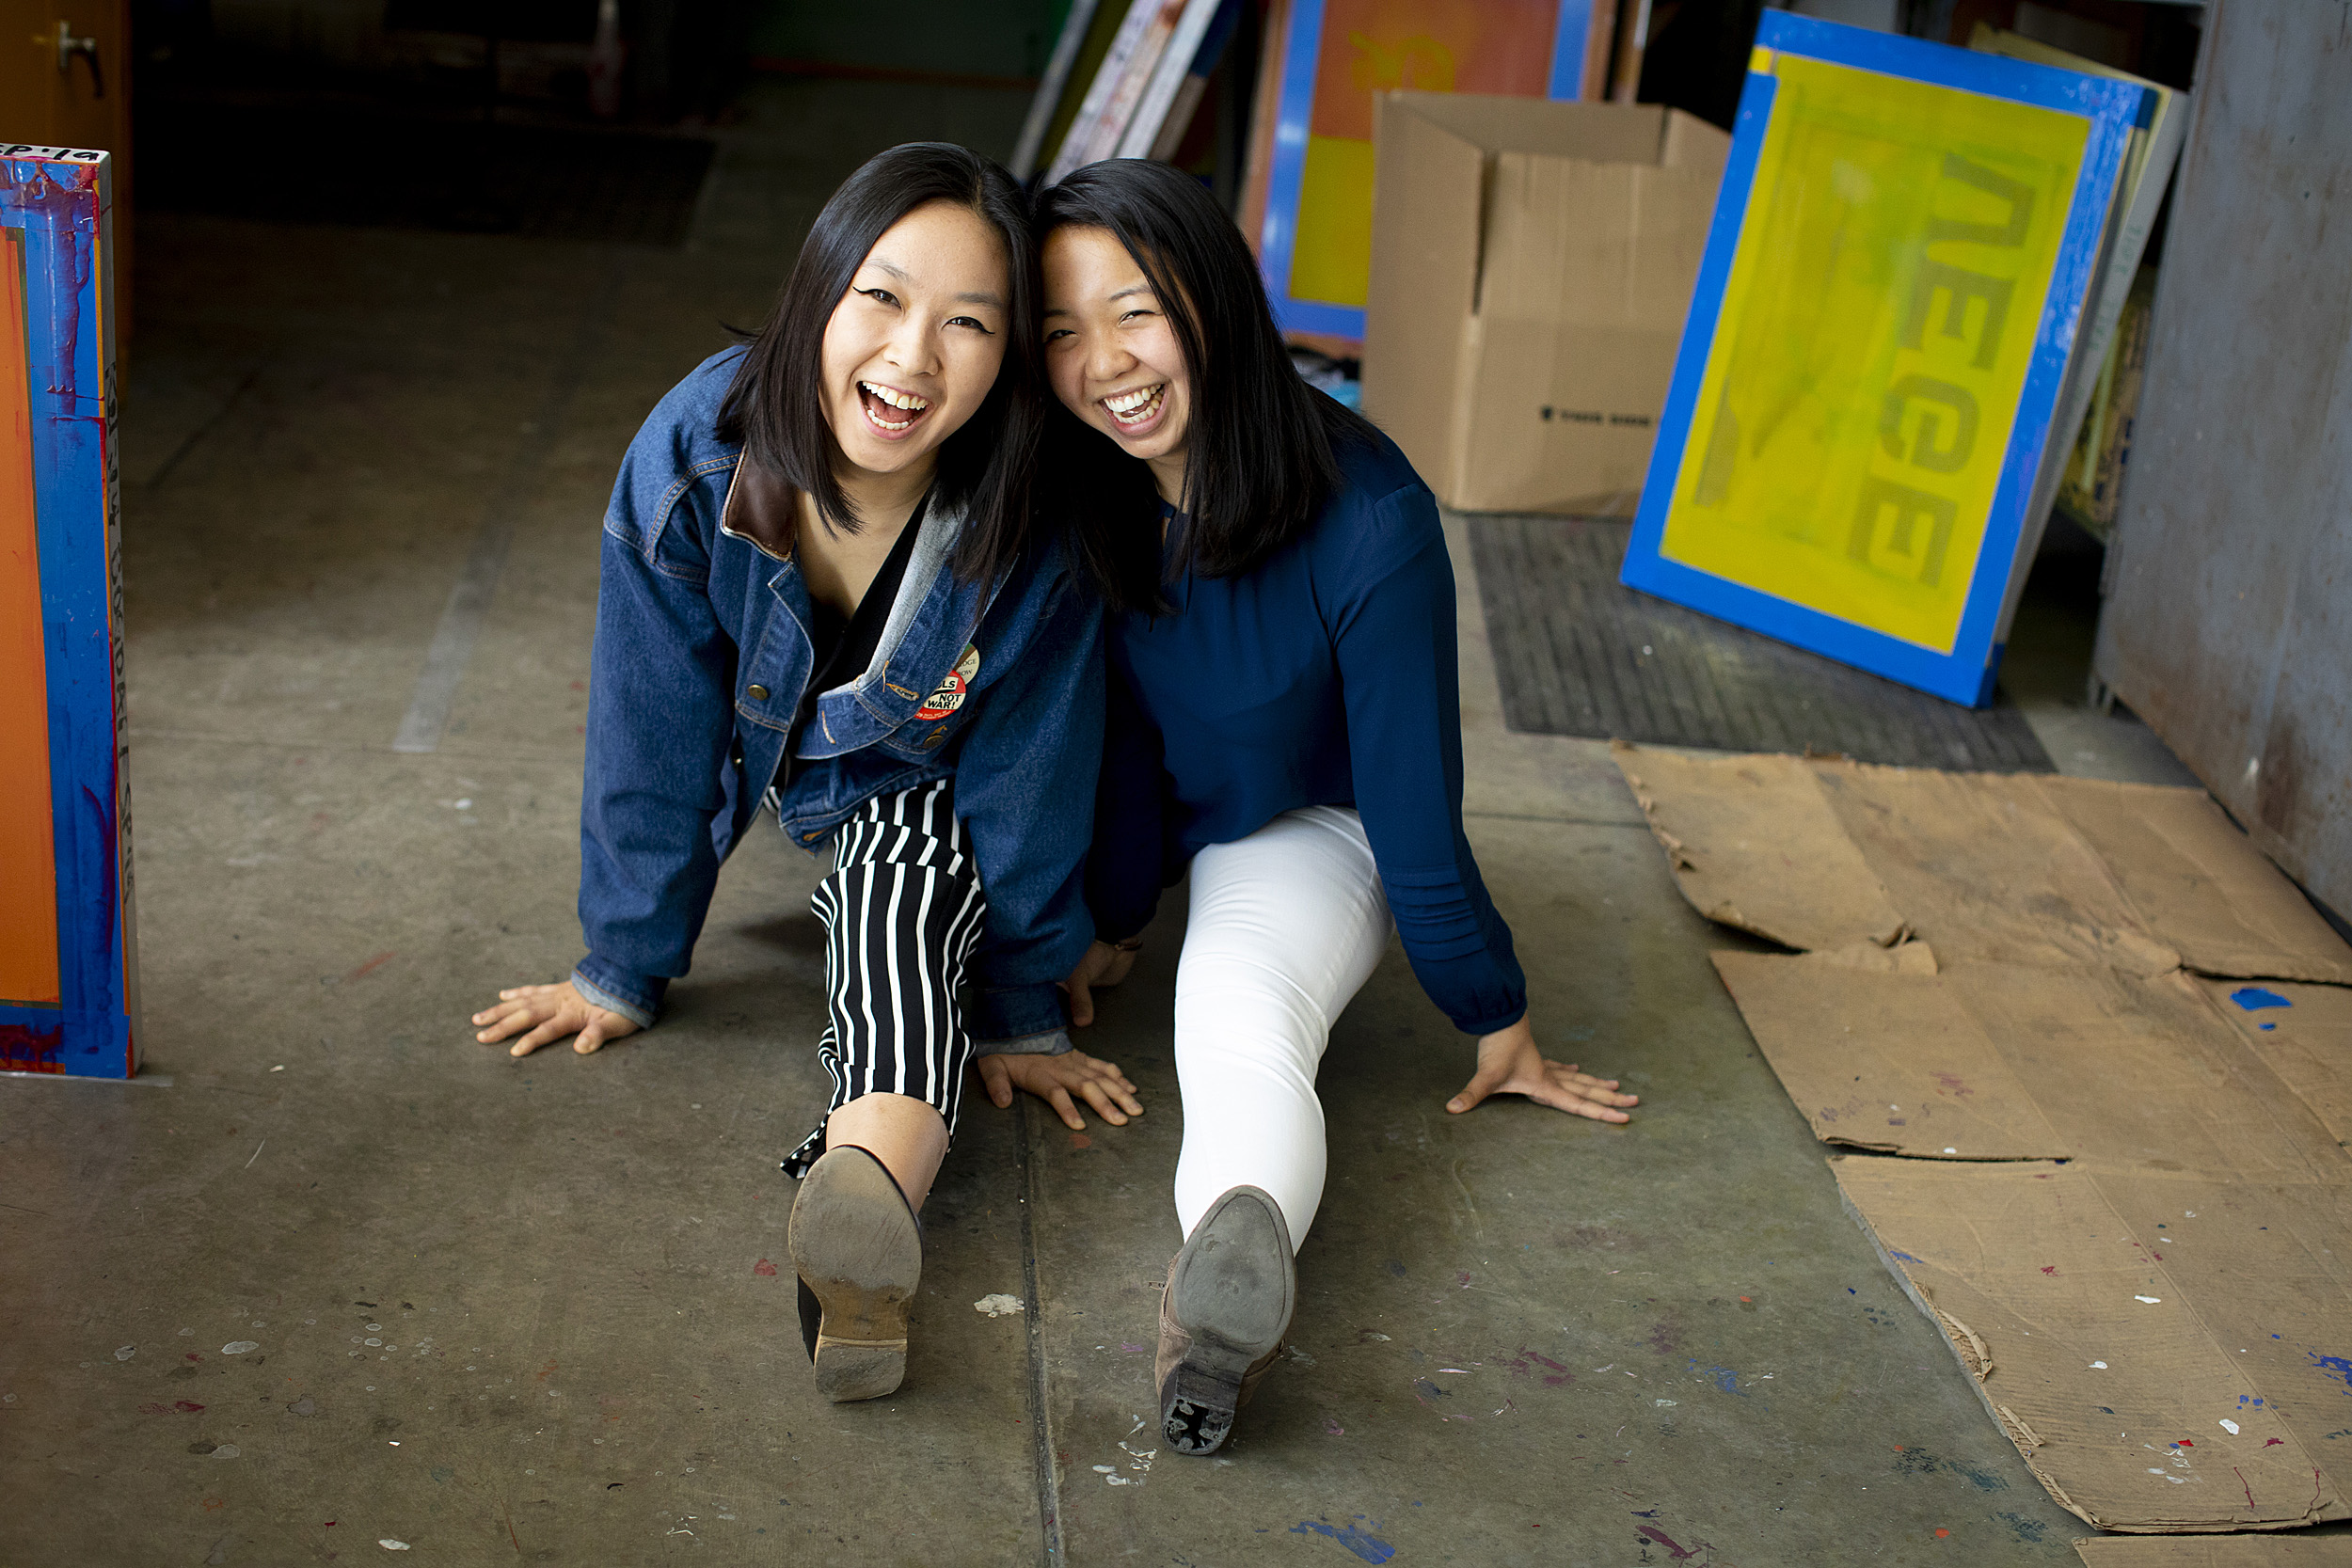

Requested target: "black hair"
[
  {"left": 1033, "top": 158, "right": 1380, "bottom": 612},
  {"left": 717, "top": 142, "right": 1041, "bottom": 585}
]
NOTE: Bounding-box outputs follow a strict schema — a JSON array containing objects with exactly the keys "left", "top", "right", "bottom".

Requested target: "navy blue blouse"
[{"left": 1088, "top": 426, "right": 1528, "bottom": 1036}]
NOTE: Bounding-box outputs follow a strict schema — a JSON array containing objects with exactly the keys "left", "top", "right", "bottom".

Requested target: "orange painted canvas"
[
  {"left": 1260, "top": 0, "right": 1597, "bottom": 339},
  {"left": 1293, "top": 0, "right": 1553, "bottom": 308},
  {"left": 0, "top": 228, "right": 61, "bottom": 1010}
]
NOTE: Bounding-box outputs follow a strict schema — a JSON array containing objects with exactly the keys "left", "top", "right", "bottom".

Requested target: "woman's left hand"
[
  {"left": 977, "top": 1047, "right": 1145, "bottom": 1130},
  {"left": 1447, "top": 1018, "right": 1637, "bottom": 1124}
]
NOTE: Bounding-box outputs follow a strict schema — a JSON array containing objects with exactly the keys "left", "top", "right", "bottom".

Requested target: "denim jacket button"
[{"left": 747, "top": 683, "right": 771, "bottom": 702}]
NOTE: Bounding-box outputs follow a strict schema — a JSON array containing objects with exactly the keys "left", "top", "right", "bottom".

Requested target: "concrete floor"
[{"left": 0, "top": 79, "right": 2202, "bottom": 1566}]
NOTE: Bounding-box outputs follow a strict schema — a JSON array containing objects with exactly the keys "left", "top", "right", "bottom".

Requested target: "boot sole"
[
  {"left": 788, "top": 1148, "right": 920, "bottom": 1402},
  {"left": 1162, "top": 1186, "right": 1294, "bottom": 1455}
]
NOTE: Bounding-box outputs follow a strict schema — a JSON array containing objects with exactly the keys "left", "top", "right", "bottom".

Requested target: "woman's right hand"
[
  {"left": 1059, "top": 940, "right": 1139, "bottom": 1027},
  {"left": 472, "top": 980, "right": 642, "bottom": 1057}
]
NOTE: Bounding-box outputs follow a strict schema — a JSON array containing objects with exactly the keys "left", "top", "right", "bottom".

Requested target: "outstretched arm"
[
  {"left": 1331, "top": 491, "right": 1634, "bottom": 1122},
  {"left": 468, "top": 442, "right": 738, "bottom": 1058}
]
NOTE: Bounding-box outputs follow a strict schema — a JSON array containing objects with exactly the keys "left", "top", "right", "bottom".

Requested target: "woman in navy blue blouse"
[{"left": 1035, "top": 161, "right": 1638, "bottom": 1457}]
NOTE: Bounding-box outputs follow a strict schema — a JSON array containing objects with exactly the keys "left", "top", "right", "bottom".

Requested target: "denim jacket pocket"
[{"left": 732, "top": 574, "right": 811, "bottom": 737}]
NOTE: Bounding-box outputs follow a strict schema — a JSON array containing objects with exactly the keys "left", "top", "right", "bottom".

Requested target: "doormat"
[
  {"left": 139, "top": 105, "right": 716, "bottom": 247},
  {"left": 1468, "top": 515, "right": 2054, "bottom": 771}
]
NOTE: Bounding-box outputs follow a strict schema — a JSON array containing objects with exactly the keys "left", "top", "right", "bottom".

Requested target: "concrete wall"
[{"left": 2092, "top": 0, "right": 2352, "bottom": 917}]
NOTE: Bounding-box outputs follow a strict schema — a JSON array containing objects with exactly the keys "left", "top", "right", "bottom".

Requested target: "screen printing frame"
[{"left": 1618, "top": 13, "right": 2144, "bottom": 707}]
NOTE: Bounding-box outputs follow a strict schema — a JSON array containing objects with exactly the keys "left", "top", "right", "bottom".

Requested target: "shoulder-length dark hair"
[
  {"left": 717, "top": 142, "right": 1042, "bottom": 585},
  {"left": 1034, "top": 158, "right": 1379, "bottom": 611}
]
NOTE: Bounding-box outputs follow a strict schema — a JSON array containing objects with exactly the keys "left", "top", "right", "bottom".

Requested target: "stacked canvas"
[
  {"left": 1023, "top": 0, "right": 1627, "bottom": 353},
  {"left": 1619, "top": 13, "right": 2183, "bottom": 708},
  {"left": 1966, "top": 24, "right": 2190, "bottom": 638},
  {"left": 1014, "top": 0, "right": 1250, "bottom": 183}
]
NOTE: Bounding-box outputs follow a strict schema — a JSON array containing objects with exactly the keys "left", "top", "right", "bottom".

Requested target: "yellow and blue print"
[{"left": 1620, "top": 14, "right": 2146, "bottom": 706}]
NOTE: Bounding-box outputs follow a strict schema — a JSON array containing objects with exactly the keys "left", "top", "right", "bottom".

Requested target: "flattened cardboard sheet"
[
  {"left": 1613, "top": 745, "right": 2352, "bottom": 985},
  {"left": 1612, "top": 741, "right": 1905, "bottom": 952},
  {"left": 1714, "top": 947, "right": 2067, "bottom": 1160},
  {"left": 1716, "top": 954, "right": 2350, "bottom": 1180},
  {"left": 1811, "top": 765, "right": 2180, "bottom": 976},
  {"left": 2041, "top": 781, "right": 2352, "bottom": 988},
  {"left": 2201, "top": 980, "right": 2352, "bottom": 1150},
  {"left": 1617, "top": 744, "right": 2352, "bottom": 1533},
  {"left": 2077, "top": 1536, "right": 2352, "bottom": 1565},
  {"left": 1833, "top": 1158, "right": 2352, "bottom": 1532}
]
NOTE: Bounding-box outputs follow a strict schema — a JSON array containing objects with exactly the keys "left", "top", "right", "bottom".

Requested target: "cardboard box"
[{"left": 1362, "top": 93, "right": 1727, "bottom": 515}]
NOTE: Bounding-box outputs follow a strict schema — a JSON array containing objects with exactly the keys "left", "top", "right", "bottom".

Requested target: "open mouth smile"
[
  {"left": 859, "top": 380, "right": 932, "bottom": 436},
  {"left": 1101, "top": 383, "right": 1167, "bottom": 433}
]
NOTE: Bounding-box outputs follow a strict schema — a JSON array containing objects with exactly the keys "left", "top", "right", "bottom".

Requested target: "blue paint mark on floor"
[
  {"left": 2312, "top": 1353, "right": 2352, "bottom": 1390},
  {"left": 1291, "top": 1516, "right": 1397, "bottom": 1563},
  {"left": 2231, "top": 987, "right": 2294, "bottom": 1012}
]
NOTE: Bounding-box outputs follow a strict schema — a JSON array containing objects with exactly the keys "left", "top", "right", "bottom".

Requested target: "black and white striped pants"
[{"left": 781, "top": 778, "right": 987, "bottom": 1177}]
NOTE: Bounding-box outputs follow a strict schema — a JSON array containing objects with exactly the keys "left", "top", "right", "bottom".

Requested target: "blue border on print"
[
  {"left": 1546, "top": 0, "right": 1596, "bottom": 101},
  {"left": 1260, "top": 0, "right": 1596, "bottom": 341},
  {"left": 1619, "top": 11, "right": 2146, "bottom": 708},
  {"left": 1, "top": 147, "right": 132, "bottom": 1077}
]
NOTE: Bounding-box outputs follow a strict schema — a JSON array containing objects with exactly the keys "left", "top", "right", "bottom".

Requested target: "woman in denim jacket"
[{"left": 469, "top": 144, "right": 1139, "bottom": 1403}]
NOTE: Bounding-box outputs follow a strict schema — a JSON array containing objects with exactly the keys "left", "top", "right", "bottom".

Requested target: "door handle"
[{"left": 39, "top": 19, "right": 104, "bottom": 98}]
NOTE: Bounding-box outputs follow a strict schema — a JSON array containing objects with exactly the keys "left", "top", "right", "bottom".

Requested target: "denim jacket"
[{"left": 571, "top": 349, "right": 1100, "bottom": 1049}]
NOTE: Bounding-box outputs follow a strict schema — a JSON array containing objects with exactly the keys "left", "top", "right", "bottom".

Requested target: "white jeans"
[{"left": 1171, "top": 806, "right": 1392, "bottom": 1250}]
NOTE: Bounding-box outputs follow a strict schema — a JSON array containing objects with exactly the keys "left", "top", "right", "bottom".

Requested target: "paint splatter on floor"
[{"left": 1290, "top": 1516, "right": 1396, "bottom": 1563}]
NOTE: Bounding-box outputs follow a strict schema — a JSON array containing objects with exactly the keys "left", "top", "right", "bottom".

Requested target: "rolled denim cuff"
[
  {"left": 974, "top": 1028, "right": 1073, "bottom": 1057},
  {"left": 970, "top": 978, "right": 1067, "bottom": 1041},
  {"left": 571, "top": 956, "right": 664, "bottom": 1031}
]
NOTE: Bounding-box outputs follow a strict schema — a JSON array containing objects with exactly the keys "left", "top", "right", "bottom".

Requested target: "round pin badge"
[{"left": 914, "top": 643, "right": 980, "bottom": 721}]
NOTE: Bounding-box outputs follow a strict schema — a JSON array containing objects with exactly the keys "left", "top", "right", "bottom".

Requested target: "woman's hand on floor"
[
  {"left": 1448, "top": 1018, "right": 1637, "bottom": 1123},
  {"left": 471, "top": 980, "right": 642, "bottom": 1057},
  {"left": 977, "top": 1048, "right": 1144, "bottom": 1130},
  {"left": 1058, "top": 940, "right": 1139, "bottom": 1027}
]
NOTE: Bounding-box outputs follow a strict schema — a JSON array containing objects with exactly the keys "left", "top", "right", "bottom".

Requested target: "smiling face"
[
  {"left": 1041, "top": 225, "right": 1194, "bottom": 503},
  {"left": 819, "top": 198, "right": 1012, "bottom": 487}
]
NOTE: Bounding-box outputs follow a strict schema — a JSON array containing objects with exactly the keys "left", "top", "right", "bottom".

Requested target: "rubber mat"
[{"left": 1467, "top": 515, "right": 2054, "bottom": 771}]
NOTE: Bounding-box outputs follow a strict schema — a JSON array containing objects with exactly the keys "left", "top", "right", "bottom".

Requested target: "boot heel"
[
  {"left": 789, "top": 1145, "right": 922, "bottom": 1403},
  {"left": 1155, "top": 1186, "right": 1296, "bottom": 1456},
  {"left": 1163, "top": 1360, "right": 1245, "bottom": 1453}
]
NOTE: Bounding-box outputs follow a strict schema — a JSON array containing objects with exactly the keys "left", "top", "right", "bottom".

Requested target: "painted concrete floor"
[{"left": 0, "top": 78, "right": 2209, "bottom": 1566}]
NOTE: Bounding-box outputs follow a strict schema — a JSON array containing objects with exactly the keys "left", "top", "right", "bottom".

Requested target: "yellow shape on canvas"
[
  {"left": 1291, "top": 133, "right": 1379, "bottom": 308},
  {"left": 1659, "top": 54, "right": 2089, "bottom": 653}
]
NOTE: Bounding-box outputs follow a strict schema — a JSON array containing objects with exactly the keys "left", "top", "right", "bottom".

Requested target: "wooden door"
[{"left": 0, "top": 0, "right": 132, "bottom": 339}]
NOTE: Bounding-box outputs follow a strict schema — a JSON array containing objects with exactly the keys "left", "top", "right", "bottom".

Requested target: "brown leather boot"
[
  {"left": 1155, "top": 1185, "right": 1295, "bottom": 1455},
  {"left": 788, "top": 1145, "right": 923, "bottom": 1402}
]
